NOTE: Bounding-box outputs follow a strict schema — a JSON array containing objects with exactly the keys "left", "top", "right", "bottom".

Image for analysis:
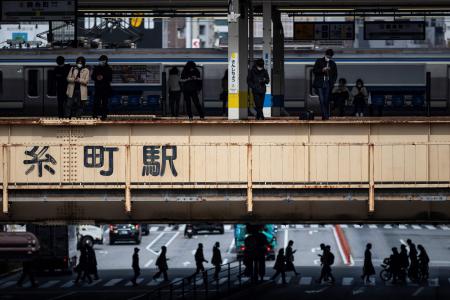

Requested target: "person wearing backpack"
[
  {"left": 180, "top": 61, "right": 204, "bottom": 120},
  {"left": 317, "top": 245, "right": 335, "bottom": 284}
]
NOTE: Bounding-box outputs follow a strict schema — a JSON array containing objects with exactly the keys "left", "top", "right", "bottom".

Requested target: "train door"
[
  {"left": 305, "top": 65, "right": 320, "bottom": 114},
  {"left": 24, "top": 67, "right": 57, "bottom": 116},
  {"left": 163, "top": 65, "right": 204, "bottom": 117}
]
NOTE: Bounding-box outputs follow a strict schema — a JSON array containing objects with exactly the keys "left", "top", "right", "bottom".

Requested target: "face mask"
[
  {"left": 77, "top": 63, "right": 82, "bottom": 68},
  {"left": 257, "top": 67, "right": 263, "bottom": 71}
]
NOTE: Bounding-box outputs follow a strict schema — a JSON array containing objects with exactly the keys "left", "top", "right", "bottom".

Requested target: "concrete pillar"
[
  {"left": 262, "top": 1, "right": 272, "bottom": 118},
  {"left": 272, "top": 9, "right": 285, "bottom": 116},
  {"left": 228, "top": 0, "right": 249, "bottom": 120}
]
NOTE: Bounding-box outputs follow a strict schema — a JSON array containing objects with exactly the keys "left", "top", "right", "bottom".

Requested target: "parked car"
[
  {"left": 77, "top": 225, "right": 103, "bottom": 246},
  {"left": 109, "top": 224, "right": 141, "bottom": 245},
  {"left": 141, "top": 224, "right": 150, "bottom": 236},
  {"left": 184, "top": 223, "right": 224, "bottom": 238}
]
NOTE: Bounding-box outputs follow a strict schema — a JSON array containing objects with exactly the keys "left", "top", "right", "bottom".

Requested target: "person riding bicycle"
[{"left": 417, "top": 244, "right": 430, "bottom": 280}]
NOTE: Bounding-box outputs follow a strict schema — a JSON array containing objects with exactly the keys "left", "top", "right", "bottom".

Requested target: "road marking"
[
  {"left": 224, "top": 225, "right": 231, "bottom": 231},
  {"left": 384, "top": 224, "right": 393, "bottom": 229},
  {"left": 147, "top": 279, "right": 163, "bottom": 286},
  {"left": 325, "top": 225, "right": 333, "bottom": 229},
  {"left": 339, "top": 224, "right": 348, "bottom": 228},
  {"left": 223, "top": 258, "right": 228, "bottom": 264},
  {"left": 313, "top": 259, "right": 321, "bottom": 265},
  {"left": 332, "top": 225, "right": 350, "bottom": 265},
  {"left": 305, "top": 286, "right": 330, "bottom": 294},
  {"left": 412, "top": 287, "right": 424, "bottom": 296},
  {"left": 87, "top": 279, "right": 102, "bottom": 287},
  {"left": 311, "top": 247, "right": 321, "bottom": 253},
  {"left": 299, "top": 277, "right": 312, "bottom": 285},
  {"left": 191, "top": 250, "right": 196, "bottom": 255},
  {"left": 428, "top": 278, "right": 439, "bottom": 287},
  {"left": 342, "top": 277, "right": 354, "bottom": 286},
  {"left": 145, "top": 232, "right": 164, "bottom": 255},
  {"left": 164, "top": 231, "right": 180, "bottom": 249},
  {"left": 171, "top": 278, "right": 182, "bottom": 285},
  {"left": 353, "top": 287, "right": 365, "bottom": 295},
  {"left": 61, "top": 280, "right": 75, "bottom": 288},
  {"left": 39, "top": 280, "right": 60, "bottom": 288},
  {"left": 398, "top": 224, "right": 407, "bottom": 229},
  {"left": 127, "top": 294, "right": 147, "bottom": 300},
  {"left": 284, "top": 226, "right": 289, "bottom": 248},
  {"left": 164, "top": 226, "right": 172, "bottom": 232},
  {"left": 195, "top": 278, "right": 203, "bottom": 286},
  {"left": 47, "top": 292, "right": 77, "bottom": 300},
  {"left": 183, "top": 261, "right": 191, "bottom": 266},
  {"left": 310, "top": 224, "right": 319, "bottom": 229},
  {"left": 144, "top": 259, "right": 154, "bottom": 268},
  {"left": 412, "top": 225, "right": 422, "bottom": 230},
  {"left": 125, "top": 278, "right": 144, "bottom": 286},
  {"left": 0, "top": 281, "right": 16, "bottom": 289},
  {"left": 218, "top": 278, "right": 228, "bottom": 285},
  {"left": 104, "top": 279, "right": 122, "bottom": 287},
  {"left": 150, "top": 226, "right": 159, "bottom": 232},
  {"left": 353, "top": 224, "right": 363, "bottom": 229},
  {"left": 296, "top": 225, "right": 304, "bottom": 229},
  {"left": 425, "top": 225, "right": 436, "bottom": 230},
  {"left": 440, "top": 225, "right": 450, "bottom": 230},
  {"left": 369, "top": 224, "right": 378, "bottom": 229}
]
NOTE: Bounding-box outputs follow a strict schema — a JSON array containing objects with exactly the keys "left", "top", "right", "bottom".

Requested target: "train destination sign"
[
  {"left": 1, "top": 0, "right": 75, "bottom": 22},
  {"left": 294, "top": 22, "right": 355, "bottom": 40},
  {"left": 364, "top": 21, "right": 426, "bottom": 40}
]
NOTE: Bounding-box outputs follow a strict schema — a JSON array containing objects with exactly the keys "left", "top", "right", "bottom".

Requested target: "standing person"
[
  {"left": 417, "top": 244, "right": 429, "bottom": 280},
  {"left": 17, "top": 259, "right": 37, "bottom": 288},
  {"left": 399, "top": 244, "right": 409, "bottom": 282},
  {"left": 180, "top": 61, "right": 204, "bottom": 120},
  {"left": 389, "top": 247, "right": 401, "bottom": 284},
  {"left": 351, "top": 79, "right": 369, "bottom": 117},
  {"left": 153, "top": 246, "right": 169, "bottom": 282},
  {"left": 285, "top": 240, "right": 299, "bottom": 276},
  {"left": 324, "top": 245, "right": 335, "bottom": 284},
  {"left": 331, "top": 78, "right": 350, "bottom": 117},
  {"left": 194, "top": 243, "right": 208, "bottom": 276},
  {"left": 211, "top": 242, "right": 222, "bottom": 280},
  {"left": 168, "top": 66, "right": 181, "bottom": 117},
  {"left": 86, "top": 243, "right": 99, "bottom": 280},
  {"left": 220, "top": 69, "right": 228, "bottom": 116},
  {"left": 361, "top": 243, "right": 375, "bottom": 284},
  {"left": 407, "top": 239, "right": 419, "bottom": 282},
  {"left": 131, "top": 247, "right": 140, "bottom": 286},
  {"left": 54, "top": 56, "right": 71, "bottom": 118},
  {"left": 75, "top": 245, "right": 92, "bottom": 284},
  {"left": 66, "top": 56, "right": 90, "bottom": 118},
  {"left": 92, "top": 55, "right": 112, "bottom": 120},
  {"left": 247, "top": 59, "right": 270, "bottom": 120},
  {"left": 254, "top": 227, "right": 269, "bottom": 282},
  {"left": 313, "top": 49, "right": 337, "bottom": 120},
  {"left": 271, "top": 249, "right": 287, "bottom": 284}
]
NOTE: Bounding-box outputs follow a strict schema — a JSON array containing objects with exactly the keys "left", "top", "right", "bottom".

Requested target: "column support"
[
  {"left": 262, "top": 0, "right": 272, "bottom": 118},
  {"left": 272, "top": 8, "right": 285, "bottom": 117}
]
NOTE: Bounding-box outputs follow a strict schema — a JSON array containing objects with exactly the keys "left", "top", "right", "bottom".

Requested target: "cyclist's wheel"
[{"left": 380, "top": 269, "right": 392, "bottom": 282}]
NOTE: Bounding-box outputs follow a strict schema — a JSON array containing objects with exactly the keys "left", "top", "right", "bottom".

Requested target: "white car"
[{"left": 77, "top": 225, "right": 104, "bottom": 245}]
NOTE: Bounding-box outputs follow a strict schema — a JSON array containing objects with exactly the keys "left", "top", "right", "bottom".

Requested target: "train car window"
[
  {"left": 27, "top": 70, "right": 39, "bottom": 97},
  {"left": 0, "top": 71, "right": 3, "bottom": 94},
  {"left": 46, "top": 69, "right": 56, "bottom": 96}
]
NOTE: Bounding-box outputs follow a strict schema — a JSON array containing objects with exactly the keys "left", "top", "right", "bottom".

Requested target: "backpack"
[{"left": 328, "top": 252, "right": 335, "bottom": 265}]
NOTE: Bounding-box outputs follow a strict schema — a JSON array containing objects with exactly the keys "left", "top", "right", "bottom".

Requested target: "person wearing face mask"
[
  {"left": 180, "top": 61, "right": 204, "bottom": 120},
  {"left": 247, "top": 59, "right": 270, "bottom": 120},
  {"left": 54, "top": 56, "right": 71, "bottom": 118},
  {"left": 66, "top": 56, "right": 90, "bottom": 118},
  {"left": 92, "top": 55, "right": 113, "bottom": 120},
  {"left": 351, "top": 79, "right": 369, "bottom": 117},
  {"left": 313, "top": 49, "right": 338, "bottom": 120}
]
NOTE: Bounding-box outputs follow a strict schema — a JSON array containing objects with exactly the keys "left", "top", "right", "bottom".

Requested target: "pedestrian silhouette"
[
  {"left": 317, "top": 245, "right": 335, "bottom": 284},
  {"left": 131, "top": 247, "right": 140, "bottom": 286},
  {"left": 153, "top": 246, "right": 169, "bottom": 281},
  {"left": 271, "top": 248, "right": 287, "bottom": 284},
  {"left": 390, "top": 247, "right": 401, "bottom": 284},
  {"left": 17, "top": 259, "right": 37, "bottom": 288},
  {"left": 254, "top": 227, "right": 268, "bottom": 282},
  {"left": 194, "top": 243, "right": 208, "bottom": 276},
  {"left": 417, "top": 244, "right": 429, "bottom": 280},
  {"left": 211, "top": 242, "right": 222, "bottom": 280},
  {"left": 86, "top": 243, "right": 99, "bottom": 280},
  {"left": 75, "top": 245, "right": 92, "bottom": 284},
  {"left": 399, "top": 244, "right": 409, "bottom": 282},
  {"left": 407, "top": 239, "right": 419, "bottom": 282},
  {"left": 361, "top": 243, "right": 375, "bottom": 284},
  {"left": 242, "top": 233, "right": 256, "bottom": 278},
  {"left": 285, "top": 240, "right": 299, "bottom": 276}
]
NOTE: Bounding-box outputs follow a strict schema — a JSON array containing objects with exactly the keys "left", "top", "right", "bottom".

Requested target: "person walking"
[
  {"left": 390, "top": 247, "right": 401, "bottom": 284},
  {"left": 153, "top": 246, "right": 169, "bottom": 282},
  {"left": 285, "top": 240, "right": 299, "bottom": 276},
  {"left": 168, "top": 66, "right": 182, "bottom": 117},
  {"left": 399, "top": 244, "right": 409, "bottom": 282},
  {"left": 317, "top": 245, "right": 335, "bottom": 284},
  {"left": 254, "top": 227, "right": 268, "bottom": 282},
  {"left": 54, "top": 56, "right": 71, "bottom": 118},
  {"left": 313, "top": 49, "right": 337, "bottom": 120},
  {"left": 407, "top": 239, "right": 419, "bottom": 282},
  {"left": 271, "top": 249, "right": 287, "bottom": 284},
  {"left": 417, "top": 244, "right": 429, "bottom": 280},
  {"left": 211, "top": 242, "right": 223, "bottom": 280},
  {"left": 92, "top": 55, "right": 112, "bottom": 120},
  {"left": 131, "top": 247, "right": 140, "bottom": 286},
  {"left": 180, "top": 61, "right": 204, "bottom": 120},
  {"left": 86, "top": 243, "right": 99, "bottom": 280},
  {"left": 66, "top": 56, "right": 90, "bottom": 118},
  {"left": 194, "top": 243, "right": 208, "bottom": 276},
  {"left": 75, "top": 245, "right": 92, "bottom": 284},
  {"left": 361, "top": 243, "right": 375, "bottom": 284},
  {"left": 17, "top": 259, "right": 37, "bottom": 288},
  {"left": 247, "top": 59, "right": 270, "bottom": 120}
]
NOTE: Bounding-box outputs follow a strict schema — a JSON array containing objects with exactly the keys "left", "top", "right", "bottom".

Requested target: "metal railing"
[{"left": 145, "top": 260, "right": 247, "bottom": 300}]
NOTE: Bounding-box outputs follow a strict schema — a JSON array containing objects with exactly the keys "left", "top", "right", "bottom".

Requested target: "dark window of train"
[
  {"left": 0, "top": 71, "right": 3, "bottom": 94},
  {"left": 27, "top": 70, "right": 39, "bottom": 97},
  {"left": 47, "top": 69, "right": 56, "bottom": 96}
]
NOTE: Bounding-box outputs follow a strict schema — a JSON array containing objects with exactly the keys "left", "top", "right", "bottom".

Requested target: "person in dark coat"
[
  {"left": 417, "top": 244, "right": 429, "bottom": 280},
  {"left": 317, "top": 245, "right": 335, "bottom": 284},
  {"left": 390, "top": 247, "right": 401, "bottom": 284},
  {"left": 220, "top": 70, "right": 228, "bottom": 116},
  {"left": 153, "top": 246, "right": 169, "bottom": 281},
  {"left": 361, "top": 243, "right": 375, "bottom": 284},
  {"left": 270, "top": 248, "right": 287, "bottom": 284},
  {"left": 247, "top": 59, "right": 270, "bottom": 120},
  {"left": 75, "top": 245, "right": 92, "bottom": 284},
  {"left": 92, "top": 55, "right": 112, "bottom": 120},
  {"left": 54, "top": 56, "right": 71, "bottom": 118},
  {"left": 211, "top": 242, "right": 223, "bottom": 280},
  {"left": 285, "top": 240, "right": 299, "bottom": 275},
  {"left": 131, "top": 247, "right": 140, "bottom": 286},
  {"left": 254, "top": 228, "right": 269, "bottom": 282},
  {"left": 407, "top": 239, "right": 419, "bottom": 282},
  {"left": 17, "top": 259, "right": 37, "bottom": 288},
  {"left": 86, "top": 243, "right": 99, "bottom": 280},
  {"left": 194, "top": 243, "right": 208, "bottom": 276},
  {"left": 180, "top": 61, "right": 204, "bottom": 120},
  {"left": 399, "top": 244, "right": 409, "bottom": 282},
  {"left": 312, "top": 49, "right": 338, "bottom": 120}
]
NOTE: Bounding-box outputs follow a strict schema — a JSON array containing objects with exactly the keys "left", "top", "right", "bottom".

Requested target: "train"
[{"left": 0, "top": 48, "right": 449, "bottom": 117}]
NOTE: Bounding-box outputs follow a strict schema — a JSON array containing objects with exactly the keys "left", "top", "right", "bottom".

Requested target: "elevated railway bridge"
[{"left": 0, "top": 117, "right": 449, "bottom": 224}]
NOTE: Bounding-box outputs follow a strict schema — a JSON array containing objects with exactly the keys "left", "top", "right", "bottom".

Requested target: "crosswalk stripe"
[
  {"left": 39, "top": 280, "right": 60, "bottom": 288},
  {"left": 353, "top": 225, "right": 363, "bottom": 229},
  {"left": 150, "top": 227, "right": 159, "bottom": 232},
  {"left": 412, "top": 225, "right": 422, "bottom": 230},
  {"left": 440, "top": 225, "right": 450, "bottom": 230},
  {"left": 398, "top": 225, "right": 407, "bottom": 229},
  {"left": 384, "top": 224, "right": 393, "bottom": 229},
  {"left": 86, "top": 279, "right": 102, "bottom": 287},
  {"left": 218, "top": 278, "right": 228, "bottom": 285},
  {"left": 0, "top": 281, "right": 16, "bottom": 289},
  {"left": 125, "top": 278, "right": 144, "bottom": 286},
  {"left": 324, "top": 225, "right": 333, "bottom": 229},
  {"left": 342, "top": 277, "right": 354, "bottom": 286},
  {"left": 104, "top": 279, "right": 122, "bottom": 287},
  {"left": 299, "top": 277, "right": 312, "bottom": 285},
  {"left": 369, "top": 224, "right": 378, "bottom": 229},
  {"left": 224, "top": 225, "right": 231, "bottom": 231},
  {"left": 61, "top": 280, "right": 75, "bottom": 288},
  {"left": 296, "top": 225, "right": 304, "bottom": 229},
  {"left": 425, "top": 225, "right": 437, "bottom": 230},
  {"left": 178, "top": 225, "right": 186, "bottom": 231},
  {"left": 164, "top": 226, "right": 172, "bottom": 232},
  {"left": 195, "top": 278, "right": 203, "bottom": 286},
  {"left": 147, "top": 279, "right": 163, "bottom": 286},
  {"left": 339, "top": 224, "right": 348, "bottom": 228}
]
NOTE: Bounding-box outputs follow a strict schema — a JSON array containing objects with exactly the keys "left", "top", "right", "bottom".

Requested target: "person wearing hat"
[
  {"left": 131, "top": 247, "right": 140, "bottom": 286},
  {"left": 66, "top": 56, "right": 90, "bottom": 118},
  {"left": 313, "top": 49, "right": 338, "bottom": 120},
  {"left": 54, "top": 56, "right": 71, "bottom": 118},
  {"left": 92, "top": 55, "right": 112, "bottom": 120}
]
